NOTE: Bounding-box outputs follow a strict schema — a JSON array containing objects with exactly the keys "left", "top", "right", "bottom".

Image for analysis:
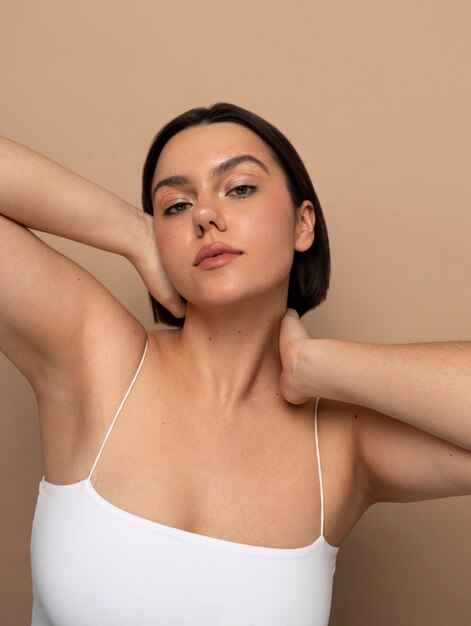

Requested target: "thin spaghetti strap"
[
  {"left": 88, "top": 337, "right": 149, "bottom": 481},
  {"left": 314, "top": 396, "right": 325, "bottom": 537}
]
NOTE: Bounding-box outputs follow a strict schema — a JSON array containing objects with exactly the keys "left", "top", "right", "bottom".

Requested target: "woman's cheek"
[{"left": 260, "top": 217, "right": 296, "bottom": 273}]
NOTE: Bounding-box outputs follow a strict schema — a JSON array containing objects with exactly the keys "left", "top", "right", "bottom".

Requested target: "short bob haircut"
[{"left": 141, "top": 102, "right": 330, "bottom": 328}]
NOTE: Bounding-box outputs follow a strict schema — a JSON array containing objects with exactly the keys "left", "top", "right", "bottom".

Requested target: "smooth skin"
[{"left": 1, "top": 124, "right": 470, "bottom": 552}]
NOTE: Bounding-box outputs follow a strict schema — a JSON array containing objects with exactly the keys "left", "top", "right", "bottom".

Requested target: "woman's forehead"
[{"left": 153, "top": 123, "right": 276, "bottom": 179}]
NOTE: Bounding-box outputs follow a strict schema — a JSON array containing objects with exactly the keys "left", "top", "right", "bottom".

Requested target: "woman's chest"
[
  {"left": 38, "top": 345, "right": 360, "bottom": 550},
  {"left": 99, "top": 398, "right": 326, "bottom": 548}
]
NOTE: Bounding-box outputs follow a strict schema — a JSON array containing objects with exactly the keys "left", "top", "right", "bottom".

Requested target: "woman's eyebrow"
[
  {"left": 212, "top": 154, "right": 270, "bottom": 179},
  {"left": 152, "top": 154, "right": 270, "bottom": 200}
]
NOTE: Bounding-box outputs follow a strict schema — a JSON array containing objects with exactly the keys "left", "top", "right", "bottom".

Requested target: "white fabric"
[{"left": 31, "top": 340, "right": 339, "bottom": 625}]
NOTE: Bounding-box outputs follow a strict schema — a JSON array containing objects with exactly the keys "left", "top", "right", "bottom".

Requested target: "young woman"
[{"left": 1, "top": 103, "right": 470, "bottom": 626}]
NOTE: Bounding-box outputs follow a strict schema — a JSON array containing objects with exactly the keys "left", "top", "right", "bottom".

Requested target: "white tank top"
[{"left": 31, "top": 338, "right": 339, "bottom": 625}]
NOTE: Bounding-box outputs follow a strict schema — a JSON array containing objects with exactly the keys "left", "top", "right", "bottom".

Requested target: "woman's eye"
[
  {"left": 164, "top": 202, "right": 191, "bottom": 215},
  {"left": 228, "top": 184, "right": 257, "bottom": 197},
  {"left": 163, "top": 185, "right": 256, "bottom": 215}
]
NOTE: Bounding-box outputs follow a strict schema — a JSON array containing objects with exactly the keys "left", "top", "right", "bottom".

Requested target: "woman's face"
[{"left": 151, "top": 122, "right": 314, "bottom": 311}]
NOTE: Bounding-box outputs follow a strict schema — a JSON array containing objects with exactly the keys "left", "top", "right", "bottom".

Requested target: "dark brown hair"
[{"left": 141, "top": 102, "right": 330, "bottom": 327}]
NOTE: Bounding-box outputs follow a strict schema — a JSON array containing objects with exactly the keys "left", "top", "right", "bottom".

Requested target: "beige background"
[{"left": 1, "top": 1, "right": 470, "bottom": 624}]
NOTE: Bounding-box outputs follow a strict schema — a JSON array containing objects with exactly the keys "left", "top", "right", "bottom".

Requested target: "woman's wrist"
[
  {"left": 124, "top": 208, "right": 154, "bottom": 265},
  {"left": 299, "top": 338, "right": 348, "bottom": 401}
]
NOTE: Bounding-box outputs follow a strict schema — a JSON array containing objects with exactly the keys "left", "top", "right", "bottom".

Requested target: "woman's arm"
[
  {"left": 0, "top": 136, "right": 183, "bottom": 388},
  {"left": 300, "top": 339, "right": 471, "bottom": 451},
  {"left": 279, "top": 309, "right": 471, "bottom": 450},
  {"left": 0, "top": 136, "right": 185, "bottom": 317},
  {"left": 279, "top": 310, "right": 471, "bottom": 505},
  {"left": 0, "top": 136, "right": 144, "bottom": 260}
]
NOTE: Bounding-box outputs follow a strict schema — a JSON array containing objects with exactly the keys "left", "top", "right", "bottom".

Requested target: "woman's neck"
[{"left": 172, "top": 299, "right": 287, "bottom": 409}]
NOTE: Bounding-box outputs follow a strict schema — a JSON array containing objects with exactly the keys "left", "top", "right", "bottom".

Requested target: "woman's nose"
[{"left": 192, "top": 199, "right": 227, "bottom": 235}]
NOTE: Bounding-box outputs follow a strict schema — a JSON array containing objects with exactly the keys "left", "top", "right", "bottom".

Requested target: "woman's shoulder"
[
  {"left": 36, "top": 306, "right": 148, "bottom": 428},
  {"left": 75, "top": 325, "right": 183, "bottom": 423}
]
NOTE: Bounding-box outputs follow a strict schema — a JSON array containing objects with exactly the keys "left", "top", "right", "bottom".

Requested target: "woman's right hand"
[{"left": 129, "top": 211, "right": 187, "bottom": 319}]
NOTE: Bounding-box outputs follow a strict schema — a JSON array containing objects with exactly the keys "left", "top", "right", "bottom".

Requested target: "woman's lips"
[{"left": 196, "top": 252, "right": 242, "bottom": 269}]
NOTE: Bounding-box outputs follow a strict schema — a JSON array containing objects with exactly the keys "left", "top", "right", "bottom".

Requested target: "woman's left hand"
[{"left": 278, "top": 308, "right": 313, "bottom": 404}]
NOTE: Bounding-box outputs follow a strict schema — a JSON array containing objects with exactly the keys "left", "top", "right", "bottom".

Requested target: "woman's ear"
[{"left": 294, "top": 201, "right": 315, "bottom": 252}]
